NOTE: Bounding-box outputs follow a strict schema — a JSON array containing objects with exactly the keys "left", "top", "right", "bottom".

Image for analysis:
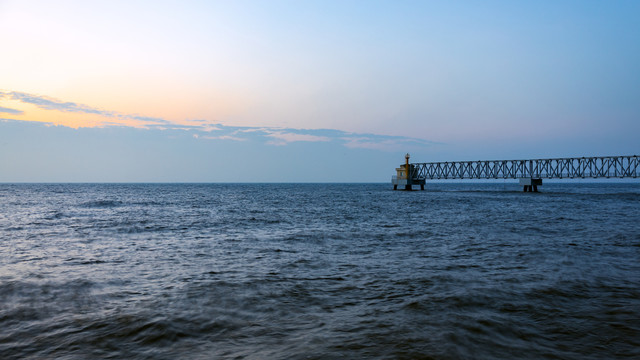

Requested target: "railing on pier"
[{"left": 412, "top": 155, "right": 639, "bottom": 180}]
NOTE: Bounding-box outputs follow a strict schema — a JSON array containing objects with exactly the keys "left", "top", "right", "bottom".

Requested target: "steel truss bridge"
[{"left": 408, "top": 155, "right": 639, "bottom": 191}]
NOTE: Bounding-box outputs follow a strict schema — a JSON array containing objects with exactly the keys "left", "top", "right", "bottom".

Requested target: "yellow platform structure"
[{"left": 391, "top": 153, "right": 425, "bottom": 190}]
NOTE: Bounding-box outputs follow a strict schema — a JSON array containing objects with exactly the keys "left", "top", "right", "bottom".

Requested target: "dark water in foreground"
[{"left": 0, "top": 183, "right": 639, "bottom": 359}]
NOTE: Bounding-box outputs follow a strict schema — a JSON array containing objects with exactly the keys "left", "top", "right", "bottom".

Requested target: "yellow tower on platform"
[{"left": 392, "top": 153, "right": 425, "bottom": 190}]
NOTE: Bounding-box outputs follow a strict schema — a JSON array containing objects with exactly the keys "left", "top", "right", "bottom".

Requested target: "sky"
[{"left": 1, "top": 0, "right": 639, "bottom": 182}]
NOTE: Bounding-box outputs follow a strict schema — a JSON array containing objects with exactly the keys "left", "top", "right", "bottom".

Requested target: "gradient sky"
[{"left": 1, "top": 0, "right": 639, "bottom": 182}]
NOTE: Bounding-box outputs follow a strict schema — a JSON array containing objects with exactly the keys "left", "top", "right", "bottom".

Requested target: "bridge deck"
[{"left": 411, "top": 155, "right": 639, "bottom": 180}]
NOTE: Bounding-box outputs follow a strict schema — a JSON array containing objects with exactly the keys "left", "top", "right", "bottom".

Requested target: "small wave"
[
  {"left": 281, "top": 233, "right": 330, "bottom": 243},
  {"left": 607, "top": 232, "right": 640, "bottom": 245},
  {"left": 117, "top": 224, "right": 167, "bottom": 234},
  {"left": 131, "top": 201, "right": 166, "bottom": 206},
  {"left": 244, "top": 216, "right": 283, "bottom": 225},
  {"left": 4, "top": 226, "right": 24, "bottom": 231},
  {"left": 79, "top": 200, "right": 123, "bottom": 208},
  {"left": 44, "top": 211, "right": 66, "bottom": 220},
  {"left": 64, "top": 257, "right": 108, "bottom": 265}
]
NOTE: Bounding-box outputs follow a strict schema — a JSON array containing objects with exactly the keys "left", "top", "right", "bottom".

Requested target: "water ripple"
[{"left": 0, "top": 183, "right": 638, "bottom": 359}]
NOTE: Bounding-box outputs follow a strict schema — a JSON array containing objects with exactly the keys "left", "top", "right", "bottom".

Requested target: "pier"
[{"left": 393, "top": 155, "right": 639, "bottom": 191}]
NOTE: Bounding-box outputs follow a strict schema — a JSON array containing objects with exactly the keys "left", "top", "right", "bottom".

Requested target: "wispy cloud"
[
  {"left": 341, "top": 135, "right": 435, "bottom": 151},
  {"left": 1, "top": 91, "right": 195, "bottom": 128},
  {"left": 188, "top": 124, "right": 431, "bottom": 151},
  {"left": 0, "top": 106, "right": 23, "bottom": 115},
  {"left": 3, "top": 90, "right": 434, "bottom": 151},
  {"left": 265, "top": 131, "right": 332, "bottom": 146},
  {"left": 145, "top": 123, "right": 207, "bottom": 130},
  {"left": 7, "top": 91, "right": 116, "bottom": 117},
  {"left": 195, "top": 134, "right": 247, "bottom": 141},
  {"left": 131, "top": 115, "right": 173, "bottom": 124}
]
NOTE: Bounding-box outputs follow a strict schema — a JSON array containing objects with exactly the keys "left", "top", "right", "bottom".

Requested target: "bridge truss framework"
[{"left": 409, "top": 155, "right": 639, "bottom": 192}]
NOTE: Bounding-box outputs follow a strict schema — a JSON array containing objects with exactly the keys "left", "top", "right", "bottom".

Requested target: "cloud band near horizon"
[{"left": 0, "top": 90, "right": 435, "bottom": 152}]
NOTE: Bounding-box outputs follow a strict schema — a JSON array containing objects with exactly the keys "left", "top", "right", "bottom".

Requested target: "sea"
[{"left": 0, "top": 182, "right": 639, "bottom": 359}]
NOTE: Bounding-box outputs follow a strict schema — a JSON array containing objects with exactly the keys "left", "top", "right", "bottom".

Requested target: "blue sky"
[{"left": 0, "top": 1, "right": 638, "bottom": 182}]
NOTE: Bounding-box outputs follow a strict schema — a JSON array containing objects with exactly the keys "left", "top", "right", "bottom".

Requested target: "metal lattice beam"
[{"left": 412, "top": 156, "right": 639, "bottom": 180}]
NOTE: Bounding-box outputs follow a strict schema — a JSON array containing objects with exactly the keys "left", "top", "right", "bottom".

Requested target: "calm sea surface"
[{"left": 0, "top": 183, "right": 639, "bottom": 359}]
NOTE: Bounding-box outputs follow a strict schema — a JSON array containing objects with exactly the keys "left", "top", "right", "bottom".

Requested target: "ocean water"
[{"left": 0, "top": 182, "right": 639, "bottom": 359}]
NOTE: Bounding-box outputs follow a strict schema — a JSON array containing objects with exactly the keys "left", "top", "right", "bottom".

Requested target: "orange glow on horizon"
[{"left": 0, "top": 90, "right": 241, "bottom": 130}]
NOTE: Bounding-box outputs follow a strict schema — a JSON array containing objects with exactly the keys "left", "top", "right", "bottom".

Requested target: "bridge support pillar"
[
  {"left": 391, "top": 177, "right": 425, "bottom": 191},
  {"left": 519, "top": 178, "right": 542, "bottom": 193}
]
